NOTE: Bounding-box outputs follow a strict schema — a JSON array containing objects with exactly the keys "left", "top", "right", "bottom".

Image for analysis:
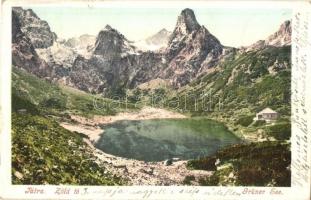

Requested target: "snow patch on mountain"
[
  {"left": 36, "top": 35, "right": 96, "bottom": 68},
  {"left": 134, "top": 29, "right": 172, "bottom": 51}
]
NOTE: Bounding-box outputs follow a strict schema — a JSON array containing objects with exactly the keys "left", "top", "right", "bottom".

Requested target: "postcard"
[{"left": 0, "top": 0, "right": 310, "bottom": 199}]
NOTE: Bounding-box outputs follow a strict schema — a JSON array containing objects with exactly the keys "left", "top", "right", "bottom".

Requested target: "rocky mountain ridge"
[
  {"left": 12, "top": 7, "right": 57, "bottom": 48},
  {"left": 12, "top": 7, "right": 291, "bottom": 96},
  {"left": 243, "top": 20, "right": 291, "bottom": 52},
  {"left": 12, "top": 8, "right": 52, "bottom": 78}
]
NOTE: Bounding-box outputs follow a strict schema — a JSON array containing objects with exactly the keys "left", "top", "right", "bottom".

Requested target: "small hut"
[{"left": 254, "top": 108, "right": 279, "bottom": 122}]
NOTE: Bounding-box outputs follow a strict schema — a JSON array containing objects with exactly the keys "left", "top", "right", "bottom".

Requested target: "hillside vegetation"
[
  {"left": 176, "top": 46, "right": 290, "bottom": 115},
  {"left": 181, "top": 46, "right": 291, "bottom": 186},
  {"left": 12, "top": 67, "right": 138, "bottom": 117},
  {"left": 186, "top": 141, "right": 290, "bottom": 186},
  {"left": 125, "top": 46, "right": 291, "bottom": 141},
  {"left": 12, "top": 67, "right": 127, "bottom": 185},
  {"left": 12, "top": 111, "right": 124, "bottom": 185}
]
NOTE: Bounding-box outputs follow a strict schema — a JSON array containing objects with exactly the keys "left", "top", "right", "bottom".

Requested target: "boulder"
[
  {"left": 14, "top": 171, "right": 24, "bottom": 180},
  {"left": 164, "top": 159, "right": 173, "bottom": 166}
]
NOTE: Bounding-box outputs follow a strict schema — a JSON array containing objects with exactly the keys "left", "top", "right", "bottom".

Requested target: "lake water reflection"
[{"left": 95, "top": 118, "right": 241, "bottom": 162}]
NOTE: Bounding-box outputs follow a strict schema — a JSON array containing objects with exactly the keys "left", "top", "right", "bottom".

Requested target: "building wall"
[
  {"left": 262, "top": 113, "right": 278, "bottom": 120},
  {"left": 255, "top": 113, "right": 278, "bottom": 121}
]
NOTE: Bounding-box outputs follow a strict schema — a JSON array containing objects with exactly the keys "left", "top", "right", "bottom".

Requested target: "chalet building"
[{"left": 254, "top": 108, "right": 279, "bottom": 122}]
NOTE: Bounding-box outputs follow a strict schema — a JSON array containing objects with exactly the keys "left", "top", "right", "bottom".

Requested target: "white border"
[
  {"left": 1, "top": 0, "right": 297, "bottom": 9},
  {"left": 1, "top": 1, "right": 311, "bottom": 200}
]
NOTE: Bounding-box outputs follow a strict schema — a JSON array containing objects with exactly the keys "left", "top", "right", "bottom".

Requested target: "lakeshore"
[{"left": 60, "top": 107, "right": 214, "bottom": 185}]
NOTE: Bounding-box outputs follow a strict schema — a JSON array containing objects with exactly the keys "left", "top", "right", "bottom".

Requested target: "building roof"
[{"left": 257, "top": 107, "right": 277, "bottom": 114}]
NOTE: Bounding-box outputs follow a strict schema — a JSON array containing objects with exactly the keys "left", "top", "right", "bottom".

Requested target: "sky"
[{"left": 27, "top": 6, "right": 292, "bottom": 47}]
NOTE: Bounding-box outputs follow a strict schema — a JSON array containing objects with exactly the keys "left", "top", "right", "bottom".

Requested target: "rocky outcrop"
[
  {"left": 69, "top": 51, "right": 165, "bottom": 94},
  {"left": 12, "top": 8, "right": 52, "bottom": 78},
  {"left": 244, "top": 20, "right": 291, "bottom": 51},
  {"left": 173, "top": 8, "right": 200, "bottom": 35},
  {"left": 265, "top": 20, "right": 291, "bottom": 46},
  {"left": 11, "top": 7, "right": 72, "bottom": 81},
  {"left": 12, "top": 7, "right": 57, "bottom": 48},
  {"left": 12, "top": 8, "right": 95, "bottom": 71},
  {"left": 160, "top": 8, "right": 223, "bottom": 87},
  {"left": 64, "top": 24, "right": 166, "bottom": 94},
  {"left": 94, "top": 25, "right": 137, "bottom": 59}
]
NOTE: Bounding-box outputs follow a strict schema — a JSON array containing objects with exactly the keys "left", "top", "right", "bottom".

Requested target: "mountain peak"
[
  {"left": 138, "top": 28, "right": 172, "bottom": 50},
  {"left": 278, "top": 20, "right": 291, "bottom": 35},
  {"left": 158, "top": 28, "right": 170, "bottom": 34},
  {"left": 266, "top": 20, "right": 291, "bottom": 46},
  {"left": 103, "top": 24, "right": 113, "bottom": 31},
  {"left": 12, "top": 7, "right": 57, "bottom": 48},
  {"left": 244, "top": 20, "right": 291, "bottom": 51},
  {"left": 100, "top": 25, "right": 126, "bottom": 38},
  {"left": 94, "top": 25, "right": 136, "bottom": 58},
  {"left": 175, "top": 8, "right": 200, "bottom": 34}
]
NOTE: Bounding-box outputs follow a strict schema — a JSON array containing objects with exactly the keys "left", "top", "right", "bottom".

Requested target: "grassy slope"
[
  {"left": 12, "top": 67, "right": 139, "bottom": 118},
  {"left": 12, "top": 67, "right": 127, "bottom": 185},
  {"left": 174, "top": 46, "right": 291, "bottom": 140},
  {"left": 12, "top": 110, "right": 124, "bottom": 185}
]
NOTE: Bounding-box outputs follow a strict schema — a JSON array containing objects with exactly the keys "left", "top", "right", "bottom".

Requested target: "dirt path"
[{"left": 60, "top": 107, "right": 212, "bottom": 185}]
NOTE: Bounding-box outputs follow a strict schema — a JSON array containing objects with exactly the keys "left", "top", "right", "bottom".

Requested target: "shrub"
[
  {"left": 276, "top": 117, "right": 290, "bottom": 123},
  {"left": 187, "top": 157, "right": 217, "bottom": 171},
  {"left": 235, "top": 115, "right": 254, "bottom": 127},
  {"left": 267, "top": 123, "right": 291, "bottom": 140},
  {"left": 183, "top": 175, "right": 195, "bottom": 185},
  {"left": 12, "top": 93, "right": 39, "bottom": 115},
  {"left": 39, "top": 97, "right": 66, "bottom": 109},
  {"left": 198, "top": 174, "right": 219, "bottom": 186},
  {"left": 188, "top": 142, "right": 291, "bottom": 187},
  {"left": 236, "top": 166, "right": 270, "bottom": 186},
  {"left": 253, "top": 120, "right": 266, "bottom": 127}
]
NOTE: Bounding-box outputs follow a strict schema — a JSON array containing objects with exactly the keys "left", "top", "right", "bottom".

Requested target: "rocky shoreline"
[{"left": 60, "top": 107, "right": 212, "bottom": 185}]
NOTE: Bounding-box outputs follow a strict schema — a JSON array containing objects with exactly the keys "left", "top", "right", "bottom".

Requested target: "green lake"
[{"left": 95, "top": 118, "right": 241, "bottom": 162}]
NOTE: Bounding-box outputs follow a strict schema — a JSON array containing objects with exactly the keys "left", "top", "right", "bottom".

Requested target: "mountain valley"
[{"left": 11, "top": 7, "right": 291, "bottom": 186}]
